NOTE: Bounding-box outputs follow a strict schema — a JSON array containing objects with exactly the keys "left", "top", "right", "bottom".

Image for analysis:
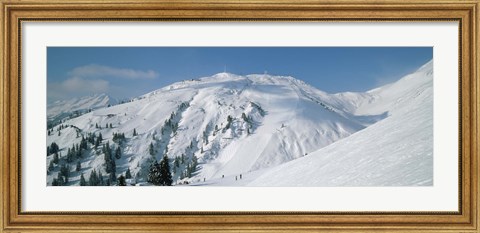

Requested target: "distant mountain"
[
  {"left": 47, "top": 93, "right": 117, "bottom": 126},
  {"left": 46, "top": 60, "right": 433, "bottom": 187}
]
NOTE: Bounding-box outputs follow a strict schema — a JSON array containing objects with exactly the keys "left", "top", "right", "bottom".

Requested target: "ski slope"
[{"left": 248, "top": 61, "right": 433, "bottom": 186}]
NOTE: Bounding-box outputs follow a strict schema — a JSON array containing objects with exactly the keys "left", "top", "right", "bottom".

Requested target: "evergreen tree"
[
  {"left": 192, "top": 155, "right": 198, "bottom": 168},
  {"left": 106, "top": 123, "right": 108, "bottom": 128},
  {"left": 56, "top": 172, "right": 64, "bottom": 186},
  {"left": 48, "top": 160, "right": 55, "bottom": 172},
  {"left": 181, "top": 153, "right": 185, "bottom": 164},
  {"left": 112, "top": 132, "right": 126, "bottom": 144},
  {"left": 186, "top": 155, "right": 198, "bottom": 178},
  {"left": 95, "top": 123, "right": 98, "bottom": 128},
  {"left": 80, "top": 174, "right": 86, "bottom": 186},
  {"left": 115, "top": 146, "right": 121, "bottom": 159},
  {"left": 52, "top": 178, "right": 59, "bottom": 186},
  {"left": 106, "top": 141, "right": 111, "bottom": 153},
  {"left": 160, "top": 155, "right": 173, "bottom": 186},
  {"left": 60, "top": 164, "right": 70, "bottom": 179},
  {"left": 203, "top": 130, "right": 209, "bottom": 144},
  {"left": 225, "top": 115, "right": 233, "bottom": 129},
  {"left": 88, "top": 169, "right": 98, "bottom": 186},
  {"left": 76, "top": 161, "right": 81, "bottom": 172},
  {"left": 94, "top": 138, "right": 99, "bottom": 149},
  {"left": 58, "top": 131, "right": 61, "bottom": 136},
  {"left": 106, "top": 153, "right": 116, "bottom": 174},
  {"left": 75, "top": 146, "right": 82, "bottom": 159},
  {"left": 95, "top": 133, "right": 103, "bottom": 149},
  {"left": 110, "top": 123, "right": 113, "bottom": 128},
  {"left": 174, "top": 157, "right": 180, "bottom": 168},
  {"left": 147, "top": 161, "right": 162, "bottom": 185},
  {"left": 105, "top": 159, "right": 114, "bottom": 173},
  {"left": 242, "top": 112, "right": 248, "bottom": 121},
  {"left": 125, "top": 168, "right": 132, "bottom": 179},
  {"left": 186, "top": 164, "right": 192, "bottom": 178},
  {"left": 117, "top": 175, "right": 126, "bottom": 186},
  {"left": 98, "top": 171, "right": 104, "bottom": 186},
  {"left": 91, "top": 132, "right": 96, "bottom": 142},
  {"left": 66, "top": 147, "right": 74, "bottom": 163},
  {"left": 80, "top": 136, "right": 88, "bottom": 150},
  {"left": 172, "top": 122, "right": 179, "bottom": 133},
  {"left": 49, "top": 142, "right": 59, "bottom": 154},
  {"left": 133, "top": 128, "right": 137, "bottom": 136},
  {"left": 53, "top": 152, "right": 59, "bottom": 164},
  {"left": 149, "top": 143, "right": 155, "bottom": 156},
  {"left": 109, "top": 171, "right": 117, "bottom": 183}
]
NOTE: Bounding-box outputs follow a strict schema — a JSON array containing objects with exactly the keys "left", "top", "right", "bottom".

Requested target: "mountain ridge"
[{"left": 47, "top": 93, "right": 118, "bottom": 126}]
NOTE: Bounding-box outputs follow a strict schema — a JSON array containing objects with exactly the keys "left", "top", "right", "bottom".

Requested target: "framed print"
[{"left": 1, "top": 0, "right": 478, "bottom": 232}]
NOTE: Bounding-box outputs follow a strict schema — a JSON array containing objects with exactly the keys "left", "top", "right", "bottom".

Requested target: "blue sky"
[{"left": 47, "top": 47, "right": 432, "bottom": 102}]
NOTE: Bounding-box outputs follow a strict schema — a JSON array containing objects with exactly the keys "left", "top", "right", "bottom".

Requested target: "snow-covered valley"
[{"left": 46, "top": 60, "right": 433, "bottom": 187}]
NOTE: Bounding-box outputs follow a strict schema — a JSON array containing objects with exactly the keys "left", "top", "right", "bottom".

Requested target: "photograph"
[
  {"left": 46, "top": 47, "right": 433, "bottom": 187},
  {"left": 3, "top": 0, "right": 477, "bottom": 231}
]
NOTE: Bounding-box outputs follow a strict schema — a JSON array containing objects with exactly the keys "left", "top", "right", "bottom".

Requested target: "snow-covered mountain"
[
  {"left": 248, "top": 61, "right": 433, "bottom": 186},
  {"left": 47, "top": 93, "right": 117, "bottom": 126},
  {"left": 46, "top": 60, "right": 433, "bottom": 187}
]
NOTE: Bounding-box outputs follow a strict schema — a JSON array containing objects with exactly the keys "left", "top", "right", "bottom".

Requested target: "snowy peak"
[
  {"left": 330, "top": 59, "right": 433, "bottom": 118},
  {"left": 47, "top": 72, "right": 368, "bottom": 185},
  {"left": 47, "top": 93, "right": 117, "bottom": 125},
  {"left": 369, "top": 59, "right": 432, "bottom": 94},
  {"left": 356, "top": 59, "right": 433, "bottom": 116},
  {"left": 416, "top": 59, "right": 433, "bottom": 74}
]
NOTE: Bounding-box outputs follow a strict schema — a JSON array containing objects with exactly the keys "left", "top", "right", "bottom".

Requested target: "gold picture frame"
[{"left": 1, "top": 0, "right": 478, "bottom": 232}]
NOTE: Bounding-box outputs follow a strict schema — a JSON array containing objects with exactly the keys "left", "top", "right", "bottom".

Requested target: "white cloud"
[
  {"left": 63, "top": 77, "right": 109, "bottom": 92},
  {"left": 48, "top": 77, "right": 109, "bottom": 101},
  {"left": 69, "top": 64, "right": 158, "bottom": 80}
]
